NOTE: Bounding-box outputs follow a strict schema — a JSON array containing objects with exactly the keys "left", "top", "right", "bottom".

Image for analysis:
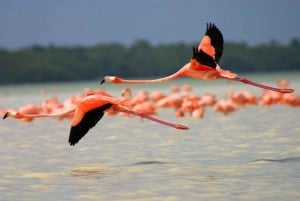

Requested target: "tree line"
[{"left": 0, "top": 38, "right": 299, "bottom": 84}]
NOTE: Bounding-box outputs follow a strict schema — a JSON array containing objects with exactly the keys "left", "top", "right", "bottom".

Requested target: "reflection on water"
[
  {"left": 252, "top": 156, "right": 300, "bottom": 163},
  {"left": 130, "top": 161, "right": 168, "bottom": 166},
  {"left": 1, "top": 73, "right": 300, "bottom": 201},
  {"left": 71, "top": 164, "right": 115, "bottom": 179}
]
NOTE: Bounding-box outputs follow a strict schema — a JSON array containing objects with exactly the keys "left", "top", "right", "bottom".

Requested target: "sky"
[{"left": 1, "top": 0, "right": 300, "bottom": 49}]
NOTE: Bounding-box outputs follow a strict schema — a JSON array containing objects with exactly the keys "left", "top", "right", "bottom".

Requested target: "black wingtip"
[
  {"left": 69, "top": 126, "right": 86, "bottom": 146},
  {"left": 206, "top": 23, "right": 218, "bottom": 32},
  {"left": 68, "top": 126, "right": 82, "bottom": 146},
  {"left": 69, "top": 133, "right": 76, "bottom": 145},
  {"left": 68, "top": 103, "right": 113, "bottom": 146},
  {"left": 69, "top": 141, "right": 76, "bottom": 146},
  {"left": 204, "top": 22, "right": 224, "bottom": 63},
  {"left": 192, "top": 46, "right": 197, "bottom": 57},
  {"left": 207, "top": 22, "right": 215, "bottom": 27},
  {"left": 100, "top": 79, "right": 105, "bottom": 84},
  {"left": 3, "top": 112, "right": 8, "bottom": 119}
]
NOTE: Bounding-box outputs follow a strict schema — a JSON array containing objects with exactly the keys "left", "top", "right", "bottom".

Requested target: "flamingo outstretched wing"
[
  {"left": 192, "top": 23, "right": 224, "bottom": 68},
  {"left": 69, "top": 103, "right": 113, "bottom": 145}
]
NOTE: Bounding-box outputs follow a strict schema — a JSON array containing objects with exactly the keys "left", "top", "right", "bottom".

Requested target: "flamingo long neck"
[
  {"left": 6, "top": 108, "right": 75, "bottom": 119},
  {"left": 218, "top": 76, "right": 294, "bottom": 93},
  {"left": 116, "top": 68, "right": 185, "bottom": 84},
  {"left": 116, "top": 108, "right": 188, "bottom": 130},
  {"left": 31, "top": 109, "right": 75, "bottom": 118}
]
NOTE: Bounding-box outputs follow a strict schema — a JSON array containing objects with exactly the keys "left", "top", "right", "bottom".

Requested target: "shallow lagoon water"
[{"left": 1, "top": 73, "right": 300, "bottom": 201}]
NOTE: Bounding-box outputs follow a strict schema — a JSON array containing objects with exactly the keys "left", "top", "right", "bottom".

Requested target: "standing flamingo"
[
  {"left": 3, "top": 91, "right": 188, "bottom": 145},
  {"left": 101, "top": 23, "right": 294, "bottom": 94}
]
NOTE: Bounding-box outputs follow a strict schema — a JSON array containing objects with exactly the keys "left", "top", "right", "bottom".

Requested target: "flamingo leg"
[
  {"left": 219, "top": 76, "right": 294, "bottom": 93},
  {"left": 117, "top": 109, "right": 188, "bottom": 130}
]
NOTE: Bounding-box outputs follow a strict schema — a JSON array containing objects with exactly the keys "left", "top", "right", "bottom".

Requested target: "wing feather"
[
  {"left": 193, "top": 23, "right": 224, "bottom": 67},
  {"left": 204, "top": 23, "right": 224, "bottom": 62},
  {"left": 69, "top": 103, "right": 113, "bottom": 146}
]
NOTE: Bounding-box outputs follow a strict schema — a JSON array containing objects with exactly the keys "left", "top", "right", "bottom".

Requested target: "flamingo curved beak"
[{"left": 3, "top": 112, "right": 8, "bottom": 119}]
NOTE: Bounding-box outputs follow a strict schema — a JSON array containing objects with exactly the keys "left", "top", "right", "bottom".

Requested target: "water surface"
[{"left": 1, "top": 73, "right": 300, "bottom": 201}]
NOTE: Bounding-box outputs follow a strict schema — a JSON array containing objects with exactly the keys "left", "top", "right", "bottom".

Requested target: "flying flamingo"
[
  {"left": 101, "top": 23, "right": 294, "bottom": 94},
  {"left": 3, "top": 91, "right": 188, "bottom": 146}
]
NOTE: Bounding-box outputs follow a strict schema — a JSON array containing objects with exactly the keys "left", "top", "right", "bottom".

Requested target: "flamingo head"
[
  {"left": 3, "top": 111, "right": 21, "bottom": 119},
  {"left": 101, "top": 76, "right": 122, "bottom": 84}
]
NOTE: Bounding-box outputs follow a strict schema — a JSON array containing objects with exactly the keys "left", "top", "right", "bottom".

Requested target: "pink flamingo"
[{"left": 101, "top": 23, "right": 293, "bottom": 94}]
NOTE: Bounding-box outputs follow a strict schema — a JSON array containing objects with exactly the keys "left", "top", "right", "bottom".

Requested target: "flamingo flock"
[
  {"left": 2, "top": 81, "right": 299, "bottom": 123},
  {"left": 2, "top": 89, "right": 188, "bottom": 145},
  {"left": 2, "top": 82, "right": 298, "bottom": 145},
  {"left": 2, "top": 23, "right": 297, "bottom": 146}
]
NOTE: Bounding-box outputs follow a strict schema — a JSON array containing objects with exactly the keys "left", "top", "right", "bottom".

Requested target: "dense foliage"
[{"left": 0, "top": 39, "right": 299, "bottom": 84}]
